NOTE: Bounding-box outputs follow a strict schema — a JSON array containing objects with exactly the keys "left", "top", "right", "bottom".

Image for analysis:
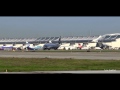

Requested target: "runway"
[{"left": 0, "top": 51, "right": 120, "bottom": 60}]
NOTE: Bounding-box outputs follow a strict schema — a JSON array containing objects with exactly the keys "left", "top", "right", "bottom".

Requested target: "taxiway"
[{"left": 0, "top": 51, "right": 120, "bottom": 60}]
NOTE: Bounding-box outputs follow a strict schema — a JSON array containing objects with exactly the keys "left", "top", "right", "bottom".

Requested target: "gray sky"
[{"left": 0, "top": 16, "right": 120, "bottom": 38}]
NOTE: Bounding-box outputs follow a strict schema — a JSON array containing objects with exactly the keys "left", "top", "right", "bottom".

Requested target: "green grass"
[{"left": 0, "top": 57, "right": 120, "bottom": 72}]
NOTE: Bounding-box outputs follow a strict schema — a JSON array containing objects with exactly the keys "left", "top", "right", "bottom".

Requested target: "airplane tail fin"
[
  {"left": 49, "top": 40, "right": 52, "bottom": 43},
  {"left": 58, "top": 36, "right": 61, "bottom": 44},
  {"left": 78, "top": 43, "right": 82, "bottom": 49},
  {"left": 25, "top": 41, "right": 30, "bottom": 47},
  {"left": 26, "top": 41, "right": 28, "bottom": 44}
]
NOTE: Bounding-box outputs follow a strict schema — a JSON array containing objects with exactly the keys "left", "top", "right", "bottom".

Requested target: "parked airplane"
[
  {"left": 0, "top": 45, "right": 13, "bottom": 50},
  {"left": 0, "top": 44, "right": 23, "bottom": 51},
  {"left": 25, "top": 42, "right": 43, "bottom": 50},
  {"left": 43, "top": 36, "right": 61, "bottom": 50}
]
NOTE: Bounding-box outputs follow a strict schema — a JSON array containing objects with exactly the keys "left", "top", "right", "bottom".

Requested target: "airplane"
[
  {"left": 0, "top": 45, "right": 13, "bottom": 50},
  {"left": 0, "top": 44, "right": 23, "bottom": 51},
  {"left": 43, "top": 36, "right": 61, "bottom": 50},
  {"left": 25, "top": 41, "right": 43, "bottom": 50}
]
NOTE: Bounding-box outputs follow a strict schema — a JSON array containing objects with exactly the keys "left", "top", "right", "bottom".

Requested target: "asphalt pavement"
[{"left": 0, "top": 51, "right": 120, "bottom": 60}]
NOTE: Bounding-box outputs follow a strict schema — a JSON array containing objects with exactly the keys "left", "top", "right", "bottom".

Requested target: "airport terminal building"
[
  {"left": 0, "top": 33, "right": 120, "bottom": 50},
  {"left": 0, "top": 36, "right": 99, "bottom": 44}
]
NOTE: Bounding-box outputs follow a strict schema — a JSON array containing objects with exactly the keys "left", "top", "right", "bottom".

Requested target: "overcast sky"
[{"left": 0, "top": 16, "right": 120, "bottom": 38}]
